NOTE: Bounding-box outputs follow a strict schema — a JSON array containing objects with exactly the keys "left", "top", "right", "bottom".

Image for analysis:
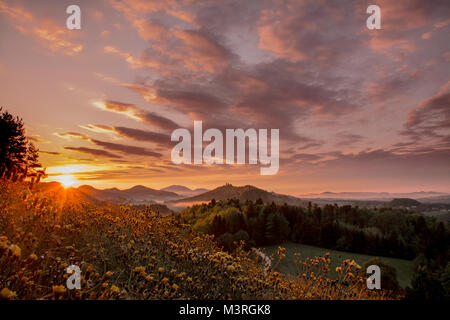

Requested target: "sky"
[{"left": 0, "top": 0, "right": 449, "bottom": 195}]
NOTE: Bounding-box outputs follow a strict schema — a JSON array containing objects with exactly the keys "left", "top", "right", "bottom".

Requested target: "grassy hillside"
[
  {"left": 264, "top": 242, "right": 414, "bottom": 288},
  {"left": 0, "top": 180, "right": 396, "bottom": 300}
]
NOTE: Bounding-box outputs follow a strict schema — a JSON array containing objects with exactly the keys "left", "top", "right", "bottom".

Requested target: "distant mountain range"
[
  {"left": 77, "top": 184, "right": 180, "bottom": 203},
  {"left": 169, "top": 184, "right": 306, "bottom": 207},
  {"left": 37, "top": 182, "right": 208, "bottom": 204},
  {"left": 38, "top": 182, "right": 450, "bottom": 206},
  {"left": 297, "top": 191, "right": 450, "bottom": 202},
  {"left": 160, "top": 185, "right": 209, "bottom": 197},
  {"left": 417, "top": 194, "right": 450, "bottom": 204}
]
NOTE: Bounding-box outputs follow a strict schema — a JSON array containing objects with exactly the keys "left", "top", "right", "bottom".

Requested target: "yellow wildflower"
[
  {"left": 133, "top": 266, "right": 145, "bottom": 274},
  {"left": 52, "top": 285, "right": 67, "bottom": 294},
  {"left": 110, "top": 285, "right": 120, "bottom": 294},
  {"left": 29, "top": 253, "right": 38, "bottom": 261},
  {"left": 0, "top": 288, "right": 17, "bottom": 299},
  {"left": 226, "top": 265, "right": 235, "bottom": 272},
  {"left": 9, "top": 244, "right": 21, "bottom": 257}
]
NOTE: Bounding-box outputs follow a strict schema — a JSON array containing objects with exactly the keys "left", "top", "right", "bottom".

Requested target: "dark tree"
[
  {"left": 265, "top": 213, "right": 290, "bottom": 244},
  {"left": 360, "top": 258, "right": 401, "bottom": 294},
  {"left": 407, "top": 266, "right": 445, "bottom": 300},
  {"left": 0, "top": 108, "right": 42, "bottom": 181},
  {"left": 211, "top": 215, "right": 227, "bottom": 237}
]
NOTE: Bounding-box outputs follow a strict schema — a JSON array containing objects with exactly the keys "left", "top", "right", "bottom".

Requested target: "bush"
[{"left": 360, "top": 258, "right": 401, "bottom": 294}]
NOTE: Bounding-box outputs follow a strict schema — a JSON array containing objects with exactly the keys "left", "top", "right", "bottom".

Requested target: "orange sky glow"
[{"left": 1, "top": 0, "right": 449, "bottom": 196}]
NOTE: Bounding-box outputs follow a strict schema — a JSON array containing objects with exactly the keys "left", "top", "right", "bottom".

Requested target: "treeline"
[
  {"left": 179, "top": 199, "right": 450, "bottom": 299},
  {"left": 179, "top": 198, "right": 448, "bottom": 262}
]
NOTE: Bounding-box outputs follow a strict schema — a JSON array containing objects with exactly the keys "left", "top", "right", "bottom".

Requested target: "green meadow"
[{"left": 264, "top": 242, "right": 414, "bottom": 288}]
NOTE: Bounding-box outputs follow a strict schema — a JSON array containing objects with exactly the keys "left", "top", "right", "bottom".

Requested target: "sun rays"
[{"left": 55, "top": 174, "right": 76, "bottom": 188}]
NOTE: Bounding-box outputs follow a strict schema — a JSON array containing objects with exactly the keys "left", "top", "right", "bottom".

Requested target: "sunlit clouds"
[
  {"left": 0, "top": 1, "right": 83, "bottom": 56},
  {"left": 0, "top": 0, "right": 449, "bottom": 193}
]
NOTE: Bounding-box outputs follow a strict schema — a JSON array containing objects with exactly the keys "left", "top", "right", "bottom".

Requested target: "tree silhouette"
[{"left": 0, "top": 107, "right": 44, "bottom": 183}]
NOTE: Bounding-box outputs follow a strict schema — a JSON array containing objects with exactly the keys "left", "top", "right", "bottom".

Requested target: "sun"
[{"left": 57, "top": 175, "right": 76, "bottom": 188}]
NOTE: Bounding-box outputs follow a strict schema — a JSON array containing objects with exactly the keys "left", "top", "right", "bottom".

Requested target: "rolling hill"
[
  {"left": 38, "top": 182, "right": 181, "bottom": 203},
  {"left": 115, "top": 185, "right": 180, "bottom": 202},
  {"left": 160, "top": 185, "right": 209, "bottom": 197},
  {"left": 389, "top": 198, "right": 421, "bottom": 207},
  {"left": 171, "top": 183, "right": 306, "bottom": 206}
]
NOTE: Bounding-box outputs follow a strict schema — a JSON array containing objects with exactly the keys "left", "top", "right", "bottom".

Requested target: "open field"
[{"left": 264, "top": 242, "right": 414, "bottom": 288}]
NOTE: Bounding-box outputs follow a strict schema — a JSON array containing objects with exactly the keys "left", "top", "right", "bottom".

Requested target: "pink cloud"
[
  {"left": 0, "top": 1, "right": 83, "bottom": 56},
  {"left": 104, "top": 46, "right": 161, "bottom": 69},
  {"left": 402, "top": 81, "right": 450, "bottom": 142}
]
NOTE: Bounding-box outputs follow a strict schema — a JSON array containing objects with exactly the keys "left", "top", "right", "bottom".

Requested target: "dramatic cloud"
[
  {"left": 3, "top": 0, "right": 449, "bottom": 191},
  {"left": 366, "top": 69, "right": 425, "bottom": 103},
  {"left": 104, "top": 46, "right": 161, "bottom": 69},
  {"left": 55, "top": 132, "right": 90, "bottom": 140},
  {"left": 402, "top": 82, "right": 450, "bottom": 141},
  {"left": 283, "top": 147, "right": 450, "bottom": 191},
  {"left": 335, "top": 132, "right": 365, "bottom": 146},
  {"left": 80, "top": 124, "right": 114, "bottom": 134},
  {"left": 90, "top": 139, "right": 162, "bottom": 158},
  {"left": 363, "top": 0, "right": 449, "bottom": 60},
  {"left": 105, "top": 0, "right": 449, "bottom": 163},
  {"left": 421, "top": 19, "right": 450, "bottom": 39},
  {"left": 82, "top": 124, "right": 170, "bottom": 146},
  {"left": 170, "top": 29, "right": 232, "bottom": 73},
  {"left": 109, "top": 0, "right": 233, "bottom": 74},
  {"left": 94, "top": 100, "right": 179, "bottom": 131},
  {"left": 57, "top": 131, "right": 163, "bottom": 158},
  {"left": 290, "top": 153, "right": 322, "bottom": 162},
  {"left": 112, "top": 127, "right": 170, "bottom": 145},
  {"left": 0, "top": 0, "right": 83, "bottom": 55},
  {"left": 64, "top": 147, "right": 122, "bottom": 159},
  {"left": 39, "top": 151, "right": 61, "bottom": 155},
  {"left": 258, "top": 0, "right": 362, "bottom": 64}
]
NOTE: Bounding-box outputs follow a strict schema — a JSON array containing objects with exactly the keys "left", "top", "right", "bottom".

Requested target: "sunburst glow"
[{"left": 55, "top": 175, "right": 76, "bottom": 188}]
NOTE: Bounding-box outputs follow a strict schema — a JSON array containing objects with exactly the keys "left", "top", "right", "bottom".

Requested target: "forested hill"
[
  {"left": 172, "top": 184, "right": 306, "bottom": 207},
  {"left": 179, "top": 199, "right": 449, "bottom": 262}
]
